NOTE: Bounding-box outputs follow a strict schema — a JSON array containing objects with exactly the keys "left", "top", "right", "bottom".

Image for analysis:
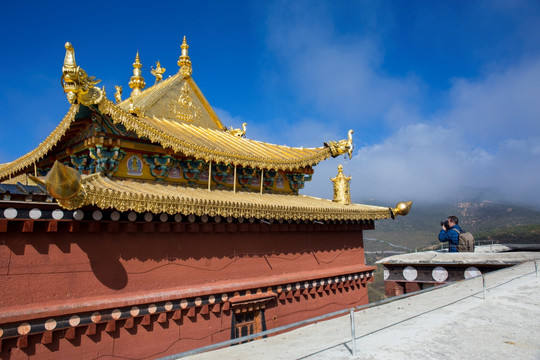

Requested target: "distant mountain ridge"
[{"left": 364, "top": 201, "right": 540, "bottom": 251}]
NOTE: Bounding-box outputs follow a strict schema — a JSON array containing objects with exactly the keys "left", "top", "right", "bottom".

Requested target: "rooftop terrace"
[{"left": 174, "top": 260, "right": 539, "bottom": 359}]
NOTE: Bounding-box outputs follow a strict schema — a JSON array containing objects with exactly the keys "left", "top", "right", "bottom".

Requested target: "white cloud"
[
  {"left": 297, "top": 56, "right": 540, "bottom": 206},
  {"left": 265, "top": 2, "right": 422, "bottom": 128},
  {"left": 306, "top": 123, "right": 464, "bottom": 204},
  {"left": 444, "top": 59, "right": 540, "bottom": 144},
  {"left": 306, "top": 122, "right": 540, "bottom": 207},
  {"left": 260, "top": 1, "right": 540, "bottom": 207}
]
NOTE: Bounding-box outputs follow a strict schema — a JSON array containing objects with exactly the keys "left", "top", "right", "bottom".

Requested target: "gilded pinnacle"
[
  {"left": 129, "top": 51, "right": 146, "bottom": 97},
  {"left": 133, "top": 52, "right": 142, "bottom": 68},
  {"left": 181, "top": 36, "right": 189, "bottom": 51},
  {"left": 178, "top": 36, "right": 192, "bottom": 77}
]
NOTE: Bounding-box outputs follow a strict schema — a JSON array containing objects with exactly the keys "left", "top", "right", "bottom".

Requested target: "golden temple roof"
[
  {"left": 0, "top": 39, "right": 353, "bottom": 181},
  {"left": 0, "top": 99, "right": 334, "bottom": 180},
  {"left": 0, "top": 39, "right": 412, "bottom": 223},
  {"left": 56, "top": 173, "right": 393, "bottom": 221}
]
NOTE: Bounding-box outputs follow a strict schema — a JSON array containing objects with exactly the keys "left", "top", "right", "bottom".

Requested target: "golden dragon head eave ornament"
[
  {"left": 326, "top": 129, "right": 354, "bottom": 159},
  {"left": 61, "top": 42, "right": 103, "bottom": 106}
]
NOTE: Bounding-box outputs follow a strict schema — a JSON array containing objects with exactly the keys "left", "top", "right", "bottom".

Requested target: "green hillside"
[{"left": 474, "top": 224, "right": 540, "bottom": 244}]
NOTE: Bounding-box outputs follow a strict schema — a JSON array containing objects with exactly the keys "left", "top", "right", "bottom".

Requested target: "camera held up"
[{"left": 440, "top": 219, "right": 450, "bottom": 228}]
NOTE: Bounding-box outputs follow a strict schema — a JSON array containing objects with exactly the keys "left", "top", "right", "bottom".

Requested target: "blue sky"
[{"left": 1, "top": 1, "right": 539, "bottom": 207}]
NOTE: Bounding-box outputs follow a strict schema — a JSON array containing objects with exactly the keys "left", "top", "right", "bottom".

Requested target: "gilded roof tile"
[{"left": 98, "top": 98, "right": 334, "bottom": 170}]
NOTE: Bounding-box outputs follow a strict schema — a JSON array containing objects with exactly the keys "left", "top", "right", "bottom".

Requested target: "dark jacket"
[{"left": 438, "top": 224, "right": 463, "bottom": 253}]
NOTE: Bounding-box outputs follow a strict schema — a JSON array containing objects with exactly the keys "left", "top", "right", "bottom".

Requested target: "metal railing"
[{"left": 159, "top": 260, "right": 538, "bottom": 359}]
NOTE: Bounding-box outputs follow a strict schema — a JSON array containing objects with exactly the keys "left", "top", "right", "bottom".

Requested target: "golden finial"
[
  {"left": 61, "top": 42, "right": 78, "bottom": 104},
  {"left": 150, "top": 61, "right": 166, "bottom": 84},
  {"left": 331, "top": 164, "right": 352, "bottom": 204},
  {"left": 391, "top": 201, "right": 413, "bottom": 218},
  {"left": 129, "top": 51, "right": 146, "bottom": 97},
  {"left": 177, "top": 36, "right": 192, "bottom": 77}
]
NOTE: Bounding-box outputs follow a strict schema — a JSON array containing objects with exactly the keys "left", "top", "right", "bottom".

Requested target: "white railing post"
[
  {"left": 482, "top": 275, "right": 487, "bottom": 299},
  {"left": 349, "top": 308, "right": 357, "bottom": 356}
]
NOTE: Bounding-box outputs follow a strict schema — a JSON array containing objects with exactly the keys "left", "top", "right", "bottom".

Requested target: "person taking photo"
[{"left": 438, "top": 215, "right": 462, "bottom": 253}]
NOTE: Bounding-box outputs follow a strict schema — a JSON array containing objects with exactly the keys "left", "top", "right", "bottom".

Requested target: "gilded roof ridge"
[
  {"left": 248, "top": 137, "right": 324, "bottom": 151},
  {"left": 170, "top": 121, "right": 325, "bottom": 150}
]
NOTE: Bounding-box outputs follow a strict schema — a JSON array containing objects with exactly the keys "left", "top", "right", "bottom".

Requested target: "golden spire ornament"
[
  {"left": 177, "top": 36, "right": 192, "bottom": 77},
  {"left": 331, "top": 164, "right": 351, "bottom": 204},
  {"left": 129, "top": 52, "right": 146, "bottom": 97},
  {"left": 391, "top": 201, "right": 413, "bottom": 217}
]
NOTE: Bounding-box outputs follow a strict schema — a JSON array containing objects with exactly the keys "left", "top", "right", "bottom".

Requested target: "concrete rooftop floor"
[
  {"left": 183, "top": 260, "right": 540, "bottom": 360},
  {"left": 376, "top": 245, "right": 540, "bottom": 266}
]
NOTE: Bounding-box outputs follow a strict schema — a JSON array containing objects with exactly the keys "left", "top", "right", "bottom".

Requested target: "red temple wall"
[
  {"left": 3, "top": 285, "right": 370, "bottom": 360},
  {"left": 1, "top": 225, "right": 371, "bottom": 316},
  {"left": 0, "top": 220, "right": 374, "bottom": 359}
]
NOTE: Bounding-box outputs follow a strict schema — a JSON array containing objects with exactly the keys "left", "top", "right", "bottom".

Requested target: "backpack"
[{"left": 452, "top": 229, "right": 475, "bottom": 252}]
